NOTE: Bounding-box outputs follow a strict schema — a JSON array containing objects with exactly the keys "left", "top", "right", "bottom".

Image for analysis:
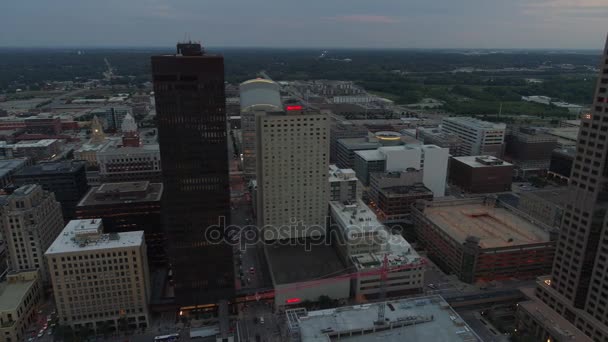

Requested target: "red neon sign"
[
  {"left": 285, "top": 298, "right": 301, "bottom": 304},
  {"left": 286, "top": 105, "right": 303, "bottom": 111}
]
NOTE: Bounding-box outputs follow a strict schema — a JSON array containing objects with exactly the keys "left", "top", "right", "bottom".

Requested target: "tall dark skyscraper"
[
  {"left": 152, "top": 43, "right": 233, "bottom": 307},
  {"left": 517, "top": 35, "right": 608, "bottom": 342}
]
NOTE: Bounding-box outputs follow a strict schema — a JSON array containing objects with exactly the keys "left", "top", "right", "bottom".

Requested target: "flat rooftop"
[
  {"left": 15, "top": 160, "right": 85, "bottom": 176},
  {"left": 0, "top": 271, "right": 38, "bottom": 312},
  {"left": 328, "top": 165, "right": 357, "bottom": 182},
  {"left": 355, "top": 149, "right": 384, "bottom": 162},
  {"left": 452, "top": 155, "right": 512, "bottom": 168},
  {"left": 422, "top": 199, "right": 550, "bottom": 249},
  {"left": 352, "top": 234, "right": 422, "bottom": 271},
  {"left": 46, "top": 219, "right": 144, "bottom": 255},
  {"left": 381, "top": 184, "right": 433, "bottom": 197},
  {"left": 337, "top": 137, "right": 381, "bottom": 150},
  {"left": 0, "top": 158, "right": 28, "bottom": 178},
  {"left": 289, "top": 295, "right": 480, "bottom": 342},
  {"left": 78, "top": 181, "right": 163, "bottom": 206},
  {"left": 265, "top": 242, "right": 347, "bottom": 285},
  {"left": 443, "top": 116, "right": 506, "bottom": 130}
]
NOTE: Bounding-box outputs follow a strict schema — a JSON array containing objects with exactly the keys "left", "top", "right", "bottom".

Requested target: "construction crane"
[{"left": 374, "top": 254, "right": 389, "bottom": 325}]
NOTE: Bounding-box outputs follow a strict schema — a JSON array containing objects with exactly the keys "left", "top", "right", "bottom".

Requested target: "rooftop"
[
  {"left": 265, "top": 242, "right": 347, "bottom": 285},
  {"left": 452, "top": 155, "right": 512, "bottom": 168},
  {"left": 443, "top": 116, "right": 506, "bottom": 130},
  {"left": 15, "top": 160, "right": 85, "bottom": 176},
  {"left": 380, "top": 184, "right": 434, "bottom": 197},
  {"left": 0, "top": 158, "right": 29, "bottom": 178},
  {"left": 46, "top": 219, "right": 144, "bottom": 255},
  {"left": 329, "top": 165, "right": 357, "bottom": 182},
  {"left": 330, "top": 199, "right": 386, "bottom": 237},
  {"left": 420, "top": 198, "right": 551, "bottom": 249},
  {"left": 355, "top": 149, "right": 384, "bottom": 162},
  {"left": 78, "top": 181, "right": 163, "bottom": 206},
  {"left": 0, "top": 270, "right": 39, "bottom": 312},
  {"left": 337, "top": 137, "right": 381, "bottom": 150},
  {"left": 288, "top": 295, "right": 480, "bottom": 342}
]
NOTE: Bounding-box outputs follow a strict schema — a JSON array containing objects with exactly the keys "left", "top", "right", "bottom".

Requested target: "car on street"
[{"left": 259, "top": 316, "right": 265, "bottom": 324}]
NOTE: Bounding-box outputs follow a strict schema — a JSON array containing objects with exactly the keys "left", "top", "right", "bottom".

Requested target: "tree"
[{"left": 318, "top": 295, "right": 333, "bottom": 309}]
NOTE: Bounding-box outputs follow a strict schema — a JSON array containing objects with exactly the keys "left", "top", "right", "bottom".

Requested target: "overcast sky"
[{"left": 1, "top": 0, "right": 607, "bottom": 49}]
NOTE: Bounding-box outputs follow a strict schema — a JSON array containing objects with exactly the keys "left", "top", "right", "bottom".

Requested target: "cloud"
[
  {"left": 323, "top": 15, "right": 399, "bottom": 24},
  {"left": 521, "top": 0, "right": 608, "bottom": 17}
]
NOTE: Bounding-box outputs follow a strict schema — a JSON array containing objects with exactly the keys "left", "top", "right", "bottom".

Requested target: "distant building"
[
  {"left": 413, "top": 197, "right": 556, "bottom": 283},
  {"left": 369, "top": 170, "right": 434, "bottom": 223},
  {"left": 13, "top": 160, "right": 88, "bottom": 220},
  {"left": 286, "top": 295, "right": 481, "bottom": 342},
  {"left": 75, "top": 181, "right": 165, "bottom": 267},
  {"left": 90, "top": 106, "right": 132, "bottom": 131},
  {"left": 0, "top": 270, "right": 43, "bottom": 342},
  {"left": 417, "top": 127, "right": 464, "bottom": 156},
  {"left": 441, "top": 117, "right": 506, "bottom": 157},
  {"left": 0, "top": 158, "right": 31, "bottom": 188},
  {"left": 449, "top": 156, "right": 513, "bottom": 194},
  {"left": 46, "top": 219, "right": 151, "bottom": 331},
  {"left": 0, "top": 139, "right": 62, "bottom": 162},
  {"left": 24, "top": 117, "right": 62, "bottom": 135},
  {"left": 518, "top": 189, "right": 569, "bottom": 228},
  {"left": 329, "top": 121, "right": 369, "bottom": 163},
  {"left": 96, "top": 144, "right": 161, "bottom": 183},
  {"left": 354, "top": 145, "right": 449, "bottom": 197},
  {"left": 335, "top": 137, "right": 382, "bottom": 169},
  {"left": 0, "top": 185, "right": 64, "bottom": 284},
  {"left": 256, "top": 109, "right": 329, "bottom": 240},
  {"left": 548, "top": 148, "right": 575, "bottom": 180},
  {"left": 328, "top": 165, "right": 359, "bottom": 202},
  {"left": 239, "top": 79, "right": 283, "bottom": 180},
  {"left": 120, "top": 113, "right": 140, "bottom": 147},
  {"left": 505, "top": 127, "right": 558, "bottom": 177}
]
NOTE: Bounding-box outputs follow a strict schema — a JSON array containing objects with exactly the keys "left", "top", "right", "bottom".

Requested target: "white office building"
[
  {"left": 441, "top": 117, "right": 506, "bottom": 157},
  {"left": 240, "top": 79, "right": 283, "bottom": 179},
  {"left": 354, "top": 145, "right": 449, "bottom": 197},
  {"left": 45, "top": 219, "right": 151, "bottom": 331},
  {"left": 329, "top": 200, "right": 425, "bottom": 298},
  {"left": 256, "top": 110, "right": 329, "bottom": 240}
]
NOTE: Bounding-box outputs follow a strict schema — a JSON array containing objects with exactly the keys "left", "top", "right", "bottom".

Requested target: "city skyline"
[{"left": 1, "top": 0, "right": 607, "bottom": 49}]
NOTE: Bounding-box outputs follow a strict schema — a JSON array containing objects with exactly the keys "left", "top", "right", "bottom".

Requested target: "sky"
[{"left": 1, "top": 0, "right": 607, "bottom": 49}]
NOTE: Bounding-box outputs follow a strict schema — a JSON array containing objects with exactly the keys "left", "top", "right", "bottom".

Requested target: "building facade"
[
  {"left": 13, "top": 160, "right": 88, "bottom": 221},
  {"left": 45, "top": 219, "right": 151, "bottom": 331},
  {"left": 0, "top": 185, "right": 64, "bottom": 284},
  {"left": 0, "top": 270, "right": 43, "bottom": 342},
  {"left": 329, "top": 120, "right": 369, "bottom": 163},
  {"left": 505, "top": 127, "right": 558, "bottom": 177},
  {"left": 256, "top": 109, "right": 330, "bottom": 240},
  {"left": 75, "top": 181, "right": 165, "bottom": 268},
  {"left": 449, "top": 156, "right": 514, "bottom": 194},
  {"left": 239, "top": 79, "right": 283, "bottom": 180},
  {"left": 516, "top": 36, "right": 608, "bottom": 342},
  {"left": 96, "top": 144, "right": 161, "bottom": 183},
  {"left": 328, "top": 165, "right": 359, "bottom": 202},
  {"left": 441, "top": 117, "right": 506, "bottom": 157},
  {"left": 152, "top": 43, "right": 233, "bottom": 306}
]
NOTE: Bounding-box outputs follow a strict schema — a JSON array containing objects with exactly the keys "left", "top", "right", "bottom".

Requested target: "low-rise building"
[
  {"left": 286, "top": 295, "right": 481, "bottom": 342},
  {"left": 0, "top": 158, "right": 31, "bottom": 189},
  {"left": 354, "top": 144, "right": 449, "bottom": 197},
  {"left": 0, "top": 139, "right": 62, "bottom": 162},
  {"left": 96, "top": 144, "right": 161, "bottom": 183},
  {"left": 441, "top": 117, "right": 506, "bottom": 157},
  {"left": 449, "top": 156, "right": 513, "bottom": 194},
  {"left": 329, "top": 165, "right": 359, "bottom": 202},
  {"left": 505, "top": 127, "right": 558, "bottom": 177},
  {"left": 413, "top": 197, "right": 556, "bottom": 283},
  {"left": 75, "top": 181, "right": 165, "bottom": 267},
  {"left": 0, "top": 270, "right": 43, "bottom": 342},
  {"left": 45, "top": 219, "right": 151, "bottom": 331},
  {"left": 329, "top": 200, "right": 426, "bottom": 298},
  {"left": 417, "top": 127, "right": 464, "bottom": 157}
]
